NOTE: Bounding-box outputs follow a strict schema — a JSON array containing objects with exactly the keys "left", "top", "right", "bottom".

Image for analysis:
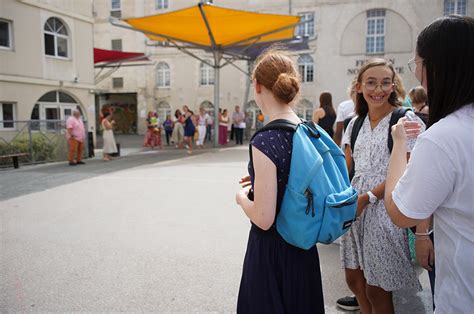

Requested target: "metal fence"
[{"left": 0, "top": 120, "right": 89, "bottom": 167}]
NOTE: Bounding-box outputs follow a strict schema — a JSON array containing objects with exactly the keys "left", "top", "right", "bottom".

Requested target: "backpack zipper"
[
  {"left": 304, "top": 188, "right": 315, "bottom": 217},
  {"left": 330, "top": 198, "right": 357, "bottom": 208}
]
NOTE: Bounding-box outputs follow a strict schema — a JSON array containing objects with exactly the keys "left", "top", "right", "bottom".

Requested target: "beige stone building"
[
  {"left": 93, "top": 0, "right": 472, "bottom": 135},
  {"left": 0, "top": 0, "right": 96, "bottom": 144}
]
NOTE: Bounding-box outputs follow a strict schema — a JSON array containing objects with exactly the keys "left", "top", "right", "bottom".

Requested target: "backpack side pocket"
[
  {"left": 317, "top": 187, "right": 358, "bottom": 244},
  {"left": 276, "top": 185, "right": 322, "bottom": 250}
]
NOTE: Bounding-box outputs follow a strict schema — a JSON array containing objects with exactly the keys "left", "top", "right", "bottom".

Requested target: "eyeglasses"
[
  {"left": 408, "top": 57, "right": 423, "bottom": 73},
  {"left": 362, "top": 81, "right": 395, "bottom": 92}
]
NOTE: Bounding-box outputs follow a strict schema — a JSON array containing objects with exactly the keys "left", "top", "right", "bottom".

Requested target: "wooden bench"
[{"left": 0, "top": 153, "right": 29, "bottom": 169}]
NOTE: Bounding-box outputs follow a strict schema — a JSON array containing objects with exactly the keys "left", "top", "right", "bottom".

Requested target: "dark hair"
[
  {"left": 355, "top": 58, "right": 402, "bottom": 117},
  {"left": 319, "top": 92, "right": 336, "bottom": 117},
  {"left": 103, "top": 111, "right": 110, "bottom": 118},
  {"left": 174, "top": 109, "right": 181, "bottom": 118},
  {"left": 253, "top": 48, "right": 300, "bottom": 104},
  {"left": 417, "top": 15, "right": 474, "bottom": 127}
]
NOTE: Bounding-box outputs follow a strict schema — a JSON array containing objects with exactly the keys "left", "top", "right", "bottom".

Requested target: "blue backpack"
[{"left": 251, "top": 119, "right": 358, "bottom": 250}]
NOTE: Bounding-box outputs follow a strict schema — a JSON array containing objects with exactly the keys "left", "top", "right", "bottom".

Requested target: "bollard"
[{"left": 88, "top": 132, "right": 95, "bottom": 158}]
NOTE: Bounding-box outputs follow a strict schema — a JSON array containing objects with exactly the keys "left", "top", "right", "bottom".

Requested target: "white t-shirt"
[
  {"left": 392, "top": 104, "right": 474, "bottom": 314},
  {"left": 336, "top": 99, "right": 355, "bottom": 123}
]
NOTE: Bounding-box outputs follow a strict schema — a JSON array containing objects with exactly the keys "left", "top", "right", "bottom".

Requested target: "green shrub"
[{"left": 0, "top": 134, "right": 63, "bottom": 166}]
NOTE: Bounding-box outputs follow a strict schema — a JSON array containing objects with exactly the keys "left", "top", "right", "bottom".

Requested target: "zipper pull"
[{"left": 305, "top": 188, "right": 313, "bottom": 216}]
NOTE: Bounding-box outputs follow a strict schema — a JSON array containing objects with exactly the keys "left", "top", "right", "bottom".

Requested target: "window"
[
  {"left": 45, "top": 107, "right": 60, "bottom": 130},
  {"left": 111, "top": 0, "right": 121, "bottom": 18},
  {"left": 295, "top": 99, "right": 313, "bottom": 121},
  {"left": 0, "top": 19, "right": 12, "bottom": 49},
  {"left": 366, "top": 9, "right": 385, "bottom": 54},
  {"left": 156, "top": 62, "right": 170, "bottom": 88},
  {"left": 200, "top": 61, "right": 214, "bottom": 86},
  {"left": 31, "top": 91, "right": 80, "bottom": 131},
  {"left": 157, "top": 101, "right": 171, "bottom": 121},
  {"left": 444, "top": 0, "right": 467, "bottom": 15},
  {"left": 44, "top": 17, "right": 68, "bottom": 58},
  {"left": 298, "top": 54, "right": 314, "bottom": 83},
  {"left": 296, "top": 12, "right": 315, "bottom": 38},
  {"left": 111, "top": 39, "right": 122, "bottom": 51},
  {"left": 156, "top": 0, "right": 169, "bottom": 9},
  {"left": 0, "top": 103, "right": 15, "bottom": 129},
  {"left": 156, "top": 40, "right": 170, "bottom": 46},
  {"left": 147, "top": 39, "right": 170, "bottom": 47},
  {"left": 113, "top": 77, "right": 123, "bottom": 88},
  {"left": 200, "top": 101, "right": 214, "bottom": 117}
]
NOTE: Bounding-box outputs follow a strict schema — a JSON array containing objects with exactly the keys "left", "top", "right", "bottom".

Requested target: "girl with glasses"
[{"left": 340, "top": 59, "right": 423, "bottom": 314}]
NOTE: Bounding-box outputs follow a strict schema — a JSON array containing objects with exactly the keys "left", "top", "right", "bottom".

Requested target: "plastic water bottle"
[{"left": 405, "top": 110, "right": 417, "bottom": 121}]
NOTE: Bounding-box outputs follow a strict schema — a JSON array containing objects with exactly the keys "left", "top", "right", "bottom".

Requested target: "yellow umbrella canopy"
[
  {"left": 124, "top": 4, "right": 301, "bottom": 47},
  {"left": 117, "top": 3, "right": 304, "bottom": 147}
]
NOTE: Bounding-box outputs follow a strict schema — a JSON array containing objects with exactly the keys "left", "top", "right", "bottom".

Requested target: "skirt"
[
  {"left": 219, "top": 125, "right": 228, "bottom": 145},
  {"left": 237, "top": 225, "right": 325, "bottom": 314},
  {"left": 172, "top": 123, "right": 184, "bottom": 143},
  {"left": 184, "top": 125, "right": 195, "bottom": 137},
  {"left": 103, "top": 129, "right": 117, "bottom": 154},
  {"left": 144, "top": 128, "right": 161, "bottom": 147}
]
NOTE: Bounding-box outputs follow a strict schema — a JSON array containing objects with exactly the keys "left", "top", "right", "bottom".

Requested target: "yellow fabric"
[{"left": 125, "top": 4, "right": 300, "bottom": 47}]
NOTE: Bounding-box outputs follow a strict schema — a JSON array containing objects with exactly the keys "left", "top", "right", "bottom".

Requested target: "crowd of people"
[
  {"left": 138, "top": 105, "right": 262, "bottom": 154},
  {"left": 235, "top": 15, "right": 473, "bottom": 314},
  {"left": 63, "top": 14, "right": 473, "bottom": 314}
]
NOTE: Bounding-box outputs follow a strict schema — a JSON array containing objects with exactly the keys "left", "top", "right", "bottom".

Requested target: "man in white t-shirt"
[
  {"left": 333, "top": 82, "right": 356, "bottom": 146},
  {"left": 386, "top": 104, "right": 474, "bottom": 313}
]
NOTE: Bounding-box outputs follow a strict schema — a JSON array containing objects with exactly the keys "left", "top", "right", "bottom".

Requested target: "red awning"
[{"left": 93, "top": 48, "right": 149, "bottom": 64}]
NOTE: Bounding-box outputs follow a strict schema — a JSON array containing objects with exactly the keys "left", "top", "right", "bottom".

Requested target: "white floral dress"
[{"left": 340, "top": 111, "right": 421, "bottom": 291}]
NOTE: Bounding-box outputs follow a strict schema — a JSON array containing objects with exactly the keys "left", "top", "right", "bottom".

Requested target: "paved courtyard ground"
[{"left": 0, "top": 142, "right": 432, "bottom": 312}]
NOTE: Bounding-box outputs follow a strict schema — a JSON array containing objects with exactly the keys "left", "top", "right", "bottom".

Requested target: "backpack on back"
[{"left": 250, "top": 120, "right": 358, "bottom": 249}]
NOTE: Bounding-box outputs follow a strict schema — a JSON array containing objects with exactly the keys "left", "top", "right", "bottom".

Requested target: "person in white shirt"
[
  {"left": 233, "top": 105, "right": 245, "bottom": 145},
  {"left": 333, "top": 79, "right": 356, "bottom": 146},
  {"left": 385, "top": 16, "right": 474, "bottom": 314},
  {"left": 196, "top": 107, "right": 209, "bottom": 148}
]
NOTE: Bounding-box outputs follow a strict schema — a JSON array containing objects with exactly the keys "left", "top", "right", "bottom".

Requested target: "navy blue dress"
[
  {"left": 184, "top": 116, "right": 195, "bottom": 137},
  {"left": 237, "top": 129, "right": 325, "bottom": 314}
]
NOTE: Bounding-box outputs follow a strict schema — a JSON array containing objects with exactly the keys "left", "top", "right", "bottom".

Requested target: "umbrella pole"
[
  {"left": 242, "top": 61, "right": 252, "bottom": 109},
  {"left": 213, "top": 51, "right": 222, "bottom": 148}
]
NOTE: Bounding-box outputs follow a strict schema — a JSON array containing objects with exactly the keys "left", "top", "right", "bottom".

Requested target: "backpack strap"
[
  {"left": 248, "top": 119, "right": 299, "bottom": 172},
  {"left": 349, "top": 114, "right": 366, "bottom": 152},
  {"left": 343, "top": 116, "right": 352, "bottom": 132},
  {"left": 251, "top": 119, "right": 298, "bottom": 139},
  {"left": 387, "top": 107, "right": 410, "bottom": 153}
]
